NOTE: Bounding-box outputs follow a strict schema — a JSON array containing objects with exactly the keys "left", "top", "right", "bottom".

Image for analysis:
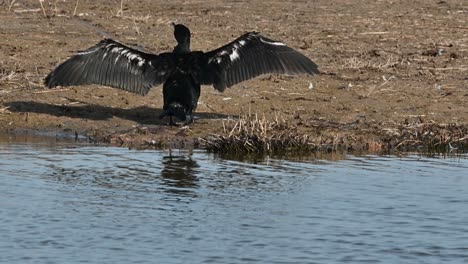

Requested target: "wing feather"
[
  {"left": 45, "top": 39, "right": 176, "bottom": 95},
  {"left": 203, "top": 32, "right": 319, "bottom": 92}
]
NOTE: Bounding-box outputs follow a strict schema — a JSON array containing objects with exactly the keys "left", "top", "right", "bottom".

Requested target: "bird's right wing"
[
  {"left": 202, "top": 32, "right": 319, "bottom": 92},
  {"left": 45, "top": 39, "right": 176, "bottom": 95}
]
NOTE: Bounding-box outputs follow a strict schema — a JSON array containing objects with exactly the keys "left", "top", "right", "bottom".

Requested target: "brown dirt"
[{"left": 0, "top": 0, "right": 467, "bottom": 152}]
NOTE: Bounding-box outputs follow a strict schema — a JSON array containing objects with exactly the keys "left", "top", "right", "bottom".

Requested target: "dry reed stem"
[
  {"left": 7, "top": 0, "right": 16, "bottom": 11},
  {"left": 38, "top": 0, "right": 46, "bottom": 17},
  {"left": 115, "top": 0, "right": 124, "bottom": 17},
  {"left": 72, "top": 0, "right": 79, "bottom": 16}
]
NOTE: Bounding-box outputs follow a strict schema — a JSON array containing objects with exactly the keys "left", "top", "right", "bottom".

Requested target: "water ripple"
[{"left": 1, "top": 140, "right": 468, "bottom": 263}]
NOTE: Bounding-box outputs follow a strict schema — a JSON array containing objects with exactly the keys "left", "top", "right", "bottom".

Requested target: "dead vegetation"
[
  {"left": 341, "top": 53, "right": 403, "bottom": 72},
  {"left": 3, "top": 0, "right": 151, "bottom": 23},
  {"left": 379, "top": 120, "right": 468, "bottom": 153},
  {"left": 0, "top": 61, "right": 43, "bottom": 93},
  {"left": 200, "top": 114, "right": 359, "bottom": 154},
  {"left": 0, "top": 62, "right": 22, "bottom": 93},
  {"left": 200, "top": 114, "right": 318, "bottom": 154},
  {"left": 198, "top": 114, "right": 468, "bottom": 155}
]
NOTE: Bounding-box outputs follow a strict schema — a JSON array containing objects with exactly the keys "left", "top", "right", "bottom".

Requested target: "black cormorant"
[{"left": 45, "top": 23, "right": 319, "bottom": 125}]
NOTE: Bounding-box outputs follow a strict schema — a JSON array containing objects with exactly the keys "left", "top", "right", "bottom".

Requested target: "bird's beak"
[{"left": 171, "top": 22, "right": 176, "bottom": 28}]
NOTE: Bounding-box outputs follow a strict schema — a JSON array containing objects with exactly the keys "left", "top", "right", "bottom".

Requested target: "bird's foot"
[
  {"left": 160, "top": 113, "right": 194, "bottom": 127},
  {"left": 180, "top": 114, "right": 194, "bottom": 126}
]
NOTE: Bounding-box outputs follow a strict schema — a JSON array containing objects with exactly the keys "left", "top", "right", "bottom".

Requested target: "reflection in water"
[
  {"left": 160, "top": 152, "right": 199, "bottom": 196},
  {"left": 214, "top": 151, "right": 349, "bottom": 164},
  {"left": 42, "top": 149, "right": 202, "bottom": 198}
]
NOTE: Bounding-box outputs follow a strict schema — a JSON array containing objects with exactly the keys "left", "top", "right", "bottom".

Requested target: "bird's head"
[{"left": 171, "top": 22, "right": 191, "bottom": 45}]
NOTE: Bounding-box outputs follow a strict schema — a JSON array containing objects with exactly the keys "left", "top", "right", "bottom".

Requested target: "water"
[{"left": 1, "top": 136, "right": 468, "bottom": 264}]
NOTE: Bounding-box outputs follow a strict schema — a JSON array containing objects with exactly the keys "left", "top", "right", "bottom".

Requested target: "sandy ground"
[{"left": 0, "top": 0, "right": 467, "bottom": 151}]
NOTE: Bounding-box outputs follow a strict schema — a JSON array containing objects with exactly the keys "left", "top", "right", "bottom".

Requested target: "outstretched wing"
[
  {"left": 202, "top": 32, "right": 319, "bottom": 92},
  {"left": 45, "top": 39, "right": 176, "bottom": 95}
]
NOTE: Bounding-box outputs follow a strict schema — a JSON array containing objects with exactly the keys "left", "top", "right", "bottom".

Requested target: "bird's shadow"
[{"left": 6, "top": 101, "right": 230, "bottom": 126}]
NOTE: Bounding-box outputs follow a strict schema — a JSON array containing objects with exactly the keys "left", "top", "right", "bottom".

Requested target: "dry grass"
[
  {"left": 0, "top": 62, "right": 23, "bottom": 93},
  {"left": 3, "top": 0, "right": 17, "bottom": 11},
  {"left": 201, "top": 114, "right": 319, "bottom": 154},
  {"left": 0, "top": 61, "right": 46, "bottom": 93},
  {"left": 0, "top": 68, "right": 19, "bottom": 83},
  {"left": 198, "top": 114, "right": 468, "bottom": 155},
  {"left": 380, "top": 121, "right": 468, "bottom": 152},
  {"left": 7, "top": 0, "right": 151, "bottom": 22},
  {"left": 341, "top": 54, "right": 402, "bottom": 71},
  {"left": 111, "top": 0, "right": 151, "bottom": 23}
]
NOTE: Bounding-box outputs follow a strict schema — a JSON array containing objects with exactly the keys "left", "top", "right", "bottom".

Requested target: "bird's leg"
[
  {"left": 181, "top": 114, "right": 194, "bottom": 126},
  {"left": 169, "top": 116, "right": 177, "bottom": 126}
]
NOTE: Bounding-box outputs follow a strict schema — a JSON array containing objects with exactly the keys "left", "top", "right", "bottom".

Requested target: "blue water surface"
[{"left": 0, "top": 137, "right": 467, "bottom": 264}]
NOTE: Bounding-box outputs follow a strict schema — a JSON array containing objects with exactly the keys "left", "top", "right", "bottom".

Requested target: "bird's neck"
[{"left": 174, "top": 40, "right": 191, "bottom": 54}]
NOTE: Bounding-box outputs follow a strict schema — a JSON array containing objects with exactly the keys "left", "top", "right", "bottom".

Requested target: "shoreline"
[{"left": 2, "top": 114, "right": 466, "bottom": 155}]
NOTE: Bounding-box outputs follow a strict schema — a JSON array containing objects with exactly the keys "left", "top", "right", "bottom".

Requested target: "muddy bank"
[{"left": 1, "top": 0, "right": 467, "bottom": 153}]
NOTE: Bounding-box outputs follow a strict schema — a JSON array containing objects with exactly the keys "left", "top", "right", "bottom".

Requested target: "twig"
[
  {"left": 132, "top": 19, "right": 142, "bottom": 35},
  {"left": 118, "top": 14, "right": 151, "bottom": 23},
  {"left": 33, "top": 88, "right": 71, "bottom": 94},
  {"left": 198, "top": 101, "right": 217, "bottom": 112},
  {"left": 38, "top": 0, "right": 47, "bottom": 18},
  {"left": 453, "top": 136, "right": 468, "bottom": 142},
  {"left": 115, "top": 0, "right": 124, "bottom": 17},
  {"left": 393, "top": 139, "right": 422, "bottom": 150},
  {"left": 0, "top": 106, "right": 11, "bottom": 114},
  {"left": 13, "top": 8, "right": 41, "bottom": 13},
  {"left": 73, "top": 0, "right": 79, "bottom": 16},
  {"left": 358, "top": 31, "right": 390, "bottom": 35},
  {"left": 422, "top": 67, "right": 468, "bottom": 71},
  {"left": 28, "top": 81, "right": 43, "bottom": 87},
  {"left": 8, "top": 0, "right": 17, "bottom": 11}
]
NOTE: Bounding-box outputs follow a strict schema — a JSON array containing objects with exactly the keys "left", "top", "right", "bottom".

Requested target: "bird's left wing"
[
  {"left": 45, "top": 39, "right": 176, "bottom": 95},
  {"left": 201, "top": 32, "right": 319, "bottom": 92}
]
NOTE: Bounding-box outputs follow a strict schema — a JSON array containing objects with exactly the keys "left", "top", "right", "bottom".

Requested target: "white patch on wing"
[
  {"left": 228, "top": 42, "right": 245, "bottom": 62},
  {"left": 108, "top": 46, "right": 146, "bottom": 67},
  {"left": 210, "top": 39, "right": 251, "bottom": 64},
  {"left": 260, "top": 38, "right": 286, "bottom": 46},
  {"left": 229, "top": 49, "right": 240, "bottom": 62},
  {"left": 209, "top": 55, "right": 223, "bottom": 64},
  {"left": 127, "top": 53, "right": 142, "bottom": 61},
  {"left": 77, "top": 46, "right": 100, "bottom": 55},
  {"left": 111, "top": 47, "right": 124, "bottom": 53}
]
